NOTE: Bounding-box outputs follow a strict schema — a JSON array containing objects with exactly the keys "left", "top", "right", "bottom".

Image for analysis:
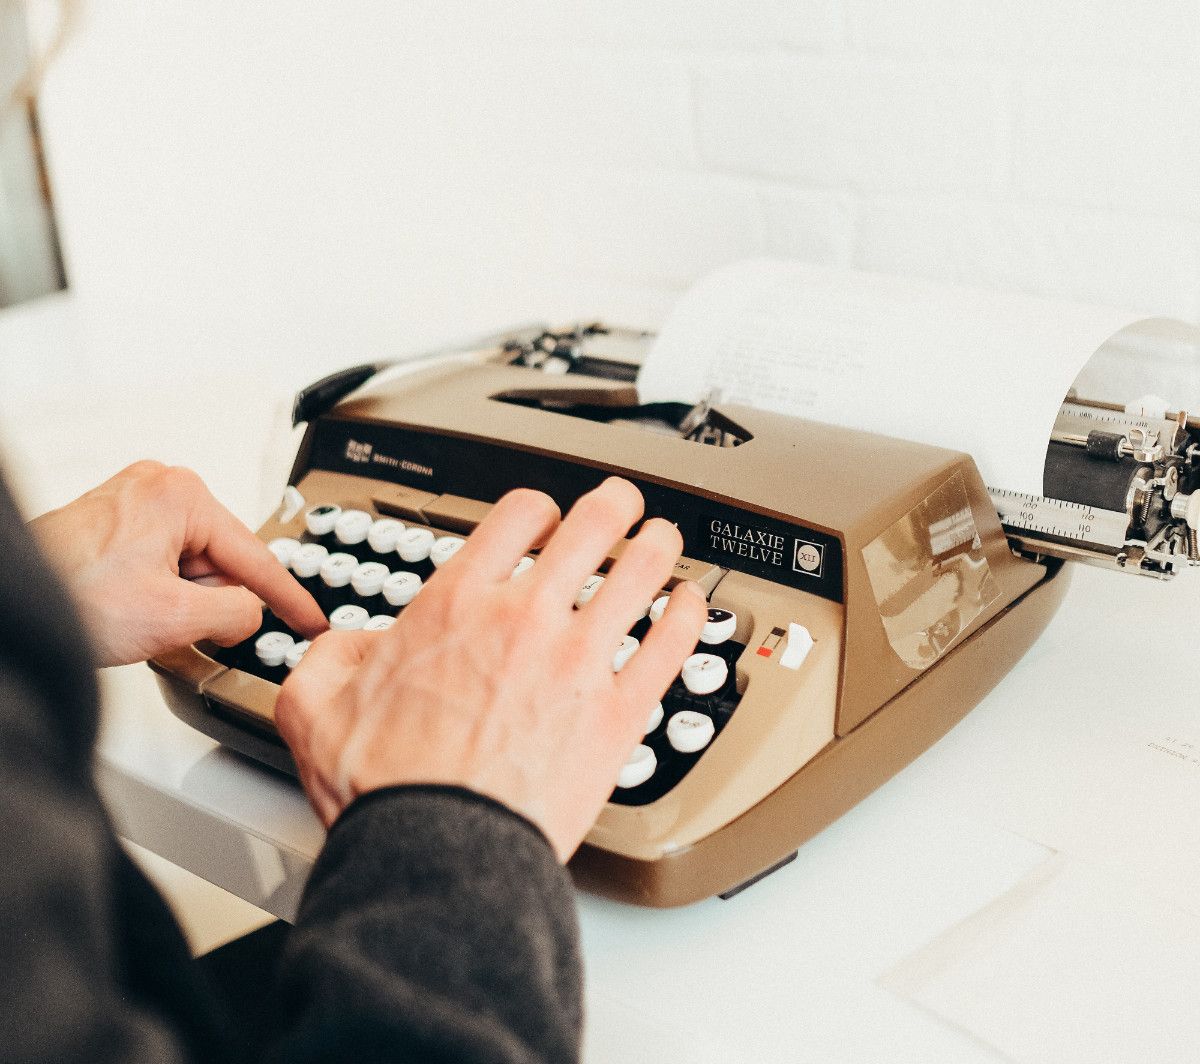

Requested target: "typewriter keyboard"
[{"left": 207, "top": 502, "right": 748, "bottom": 806}]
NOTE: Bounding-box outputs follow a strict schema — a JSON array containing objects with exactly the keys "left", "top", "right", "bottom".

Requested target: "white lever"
[{"left": 779, "top": 623, "right": 814, "bottom": 670}]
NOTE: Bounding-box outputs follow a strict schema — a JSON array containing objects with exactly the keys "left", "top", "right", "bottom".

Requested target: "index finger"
[{"left": 190, "top": 491, "right": 328, "bottom": 639}]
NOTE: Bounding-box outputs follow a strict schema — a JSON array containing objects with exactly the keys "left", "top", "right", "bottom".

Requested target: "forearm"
[{"left": 270, "top": 786, "right": 583, "bottom": 1064}]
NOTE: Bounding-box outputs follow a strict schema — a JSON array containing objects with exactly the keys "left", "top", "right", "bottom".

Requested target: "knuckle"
[
  {"left": 306, "top": 629, "right": 341, "bottom": 657},
  {"left": 132, "top": 462, "right": 203, "bottom": 505},
  {"left": 439, "top": 577, "right": 474, "bottom": 616},
  {"left": 123, "top": 459, "right": 168, "bottom": 481},
  {"left": 526, "top": 575, "right": 564, "bottom": 616},
  {"left": 495, "top": 592, "right": 530, "bottom": 629},
  {"left": 163, "top": 465, "right": 204, "bottom": 496},
  {"left": 155, "top": 581, "right": 192, "bottom": 627},
  {"left": 413, "top": 576, "right": 457, "bottom": 625},
  {"left": 232, "top": 593, "right": 263, "bottom": 634}
]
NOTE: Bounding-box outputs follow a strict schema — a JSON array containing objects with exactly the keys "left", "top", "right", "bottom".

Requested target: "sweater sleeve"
[
  {"left": 269, "top": 785, "right": 583, "bottom": 1064},
  {"left": 0, "top": 468, "right": 232, "bottom": 1063},
  {"left": 0, "top": 664, "right": 207, "bottom": 1064}
]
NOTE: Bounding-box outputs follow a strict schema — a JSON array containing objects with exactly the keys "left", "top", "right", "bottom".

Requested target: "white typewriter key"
[
  {"left": 291, "top": 543, "right": 329, "bottom": 579},
  {"left": 575, "top": 574, "right": 604, "bottom": 608},
  {"left": 648, "top": 594, "right": 671, "bottom": 623},
  {"left": 511, "top": 556, "right": 535, "bottom": 578},
  {"left": 700, "top": 607, "right": 737, "bottom": 645},
  {"left": 279, "top": 485, "right": 306, "bottom": 523},
  {"left": 267, "top": 537, "right": 302, "bottom": 569},
  {"left": 612, "top": 634, "right": 639, "bottom": 672},
  {"left": 334, "top": 509, "right": 373, "bottom": 546},
  {"left": 367, "top": 517, "right": 405, "bottom": 555},
  {"left": 284, "top": 640, "right": 311, "bottom": 670},
  {"left": 666, "top": 711, "right": 716, "bottom": 754},
  {"left": 330, "top": 604, "right": 370, "bottom": 631},
  {"left": 351, "top": 561, "right": 390, "bottom": 598},
  {"left": 320, "top": 552, "right": 359, "bottom": 588},
  {"left": 382, "top": 571, "right": 423, "bottom": 607},
  {"left": 305, "top": 504, "right": 341, "bottom": 537},
  {"left": 254, "top": 631, "right": 295, "bottom": 668},
  {"left": 396, "top": 527, "right": 435, "bottom": 563},
  {"left": 363, "top": 614, "right": 396, "bottom": 631},
  {"left": 681, "top": 652, "right": 728, "bottom": 695},
  {"left": 616, "top": 745, "right": 657, "bottom": 789},
  {"left": 646, "top": 701, "right": 664, "bottom": 735},
  {"left": 430, "top": 536, "right": 466, "bottom": 568}
]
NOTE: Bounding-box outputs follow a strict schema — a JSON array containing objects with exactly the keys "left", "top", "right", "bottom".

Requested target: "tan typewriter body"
[{"left": 153, "top": 347, "right": 1068, "bottom": 907}]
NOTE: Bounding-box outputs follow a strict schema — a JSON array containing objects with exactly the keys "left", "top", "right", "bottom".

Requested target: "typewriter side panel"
[{"left": 838, "top": 453, "right": 1046, "bottom": 735}]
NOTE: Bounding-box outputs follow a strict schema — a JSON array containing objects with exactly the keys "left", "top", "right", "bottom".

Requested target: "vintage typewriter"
[{"left": 152, "top": 321, "right": 1200, "bottom": 907}]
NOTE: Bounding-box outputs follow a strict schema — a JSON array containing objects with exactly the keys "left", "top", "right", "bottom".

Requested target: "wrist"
[{"left": 333, "top": 782, "right": 560, "bottom": 860}]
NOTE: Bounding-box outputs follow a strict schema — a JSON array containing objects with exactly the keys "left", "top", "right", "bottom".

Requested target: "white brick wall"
[
  {"left": 12, "top": 0, "right": 1200, "bottom": 391},
  {"left": 1014, "top": 68, "right": 1200, "bottom": 217},
  {"left": 846, "top": 1, "right": 1200, "bottom": 64},
  {"left": 695, "top": 58, "right": 1010, "bottom": 192}
]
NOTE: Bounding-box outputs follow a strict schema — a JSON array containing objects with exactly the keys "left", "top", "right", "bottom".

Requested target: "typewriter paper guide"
[{"left": 637, "top": 259, "right": 1140, "bottom": 496}]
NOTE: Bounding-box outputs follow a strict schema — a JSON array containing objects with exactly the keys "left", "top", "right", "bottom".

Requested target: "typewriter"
[{"left": 152, "top": 322, "right": 1200, "bottom": 907}]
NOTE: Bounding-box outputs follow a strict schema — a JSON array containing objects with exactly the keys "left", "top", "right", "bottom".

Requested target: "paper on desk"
[
  {"left": 883, "top": 854, "right": 1200, "bottom": 1064},
  {"left": 637, "top": 259, "right": 1138, "bottom": 494}
]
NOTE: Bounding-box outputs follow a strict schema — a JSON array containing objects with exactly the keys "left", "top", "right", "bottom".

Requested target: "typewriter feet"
[{"left": 717, "top": 851, "right": 798, "bottom": 901}]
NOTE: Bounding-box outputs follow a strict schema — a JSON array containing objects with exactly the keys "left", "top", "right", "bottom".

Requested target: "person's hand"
[
  {"left": 276, "top": 477, "right": 708, "bottom": 861},
  {"left": 30, "top": 461, "right": 327, "bottom": 667}
]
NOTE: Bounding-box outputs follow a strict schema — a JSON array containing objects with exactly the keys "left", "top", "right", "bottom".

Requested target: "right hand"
[{"left": 275, "top": 478, "right": 707, "bottom": 861}]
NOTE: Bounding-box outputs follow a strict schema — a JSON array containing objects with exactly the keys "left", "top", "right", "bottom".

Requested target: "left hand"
[{"left": 30, "top": 461, "right": 327, "bottom": 667}]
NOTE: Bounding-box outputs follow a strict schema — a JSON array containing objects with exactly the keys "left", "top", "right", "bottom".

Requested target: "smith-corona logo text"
[{"left": 344, "top": 438, "right": 434, "bottom": 478}]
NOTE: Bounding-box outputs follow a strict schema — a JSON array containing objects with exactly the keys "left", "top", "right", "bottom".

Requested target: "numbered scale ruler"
[
  {"left": 1056, "top": 400, "right": 1160, "bottom": 439},
  {"left": 988, "top": 487, "right": 1129, "bottom": 551}
]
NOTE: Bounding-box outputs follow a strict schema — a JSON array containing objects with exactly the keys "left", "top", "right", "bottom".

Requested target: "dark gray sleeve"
[{"left": 270, "top": 785, "right": 583, "bottom": 1064}]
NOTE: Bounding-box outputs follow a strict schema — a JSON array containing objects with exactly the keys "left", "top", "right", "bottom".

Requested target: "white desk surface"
[{"left": 7, "top": 296, "right": 1200, "bottom": 1064}]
